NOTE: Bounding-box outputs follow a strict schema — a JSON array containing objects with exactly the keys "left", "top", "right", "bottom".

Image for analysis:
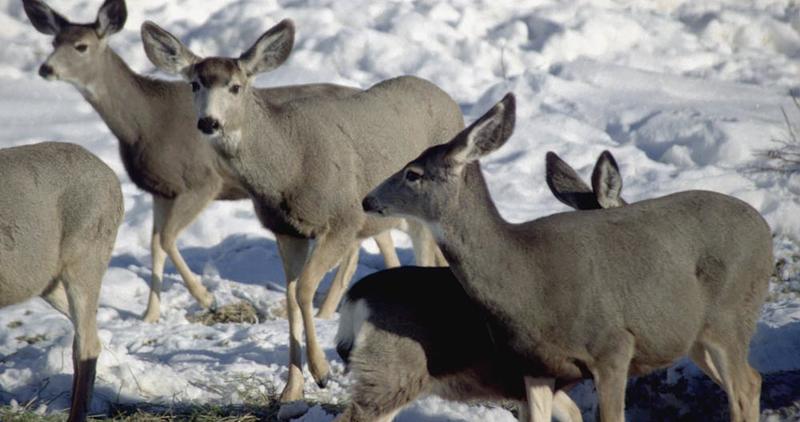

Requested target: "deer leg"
[
  {"left": 590, "top": 333, "right": 634, "bottom": 422},
  {"left": 523, "top": 377, "right": 554, "bottom": 421},
  {"left": 317, "top": 242, "right": 361, "bottom": 319},
  {"left": 42, "top": 281, "right": 70, "bottom": 317},
  {"left": 297, "top": 230, "right": 357, "bottom": 388},
  {"left": 143, "top": 196, "right": 168, "bottom": 322},
  {"left": 61, "top": 265, "right": 104, "bottom": 422},
  {"left": 433, "top": 246, "right": 448, "bottom": 267},
  {"left": 701, "top": 337, "right": 762, "bottom": 422},
  {"left": 690, "top": 343, "right": 724, "bottom": 386},
  {"left": 374, "top": 231, "right": 400, "bottom": 268},
  {"left": 159, "top": 187, "right": 220, "bottom": 310},
  {"left": 407, "top": 219, "right": 438, "bottom": 267},
  {"left": 552, "top": 389, "right": 583, "bottom": 422},
  {"left": 276, "top": 235, "right": 311, "bottom": 403}
]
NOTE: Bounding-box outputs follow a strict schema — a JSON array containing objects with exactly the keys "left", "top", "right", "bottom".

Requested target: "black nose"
[
  {"left": 197, "top": 117, "right": 221, "bottom": 135},
  {"left": 362, "top": 196, "right": 381, "bottom": 213},
  {"left": 38, "top": 64, "right": 54, "bottom": 79}
]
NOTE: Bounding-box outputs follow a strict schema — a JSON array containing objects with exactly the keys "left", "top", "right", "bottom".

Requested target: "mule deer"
[
  {"left": 140, "top": 20, "right": 462, "bottom": 405},
  {"left": 363, "top": 94, "right": 772, "bottom": 421},
  {"left": 0, "top": 142, "right": 123, "bottom": 422},
  {"left": 333, "top": 152, "right": 627, "bottom": 422},
  {"left": 22, "top": 0, "right": 411, "bottom": 323}
]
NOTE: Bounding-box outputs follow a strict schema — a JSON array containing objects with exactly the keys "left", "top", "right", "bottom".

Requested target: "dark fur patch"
[
  {"left": 53, "top": 24, "right": 97, "bottom": 46},
  {"left": 336, "top": 338, "right": 353, "bottom": 366},
  {"left": 195, "top": 58, "right": 239, "bottom": 88}
]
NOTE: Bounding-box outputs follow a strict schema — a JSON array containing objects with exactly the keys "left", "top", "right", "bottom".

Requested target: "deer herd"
[{"left": 1, "top": 0, "right": 772, "bottom": 421}]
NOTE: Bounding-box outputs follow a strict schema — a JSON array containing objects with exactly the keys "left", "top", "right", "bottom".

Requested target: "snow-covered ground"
[{"left": 1, "top": 0, "right": 800, "bottom": 420}]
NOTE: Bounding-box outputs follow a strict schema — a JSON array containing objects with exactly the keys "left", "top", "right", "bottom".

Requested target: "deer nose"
[
  {"left": 362, "top": 196, "right": 383, "bottom": 214},
  {"left": 197, "top": 117, "right": 221, "bottom": 135},
  {"left": 38, "top": 64, "right": 54, "bottom": 79}
]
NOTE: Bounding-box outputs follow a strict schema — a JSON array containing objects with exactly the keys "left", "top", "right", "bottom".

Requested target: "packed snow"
[{"left": 1, "top": 0, "right": 800, "bottom": 420}]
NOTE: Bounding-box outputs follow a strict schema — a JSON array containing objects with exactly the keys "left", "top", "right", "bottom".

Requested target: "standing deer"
[
  {"left": 363, "top": 94, "right": 771, "bottom": 421},
  {"left": 21, "top": 0, "right": 420, "bottom": 323},
  {"left": 0, "top": 142, "right": 123, "bottom": 422},
  {"left": 333, "top": 151, "right": 626, "bottom": 422},
  {"left": 139, "top": 20, "right": 463, "bottom": 407}
]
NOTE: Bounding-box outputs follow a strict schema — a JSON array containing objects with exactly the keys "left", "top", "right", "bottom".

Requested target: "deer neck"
[
  {"left": 226, "top": 96, "right": 302, "bottom": 197},
  {"left": 435, "top": 162, "right": 538, "bottom": 320},
  {"left": 79, "top": 49, "right": 166, "bottom": 146}
]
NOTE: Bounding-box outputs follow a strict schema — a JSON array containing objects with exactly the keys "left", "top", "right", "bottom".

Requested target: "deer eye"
[
  {"left": 404, "top": 168, "right": 423, "bottom": 183},
  {"left": 230, "top": 84, "right": 241, "bottom": 94},
  {"left": 191, "top": 81, "right": 200, "bottom": 92},
  {"left": 75, "top": 44, "right": 88, "bottom": 53}
]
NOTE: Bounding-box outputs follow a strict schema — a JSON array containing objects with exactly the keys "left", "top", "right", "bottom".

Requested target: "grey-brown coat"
[
  {"left": 363, "top": 94, "right": 772, "bottom": 422},
  {"left": 0, "top": 142, "right": 123, "bottom": 422}
]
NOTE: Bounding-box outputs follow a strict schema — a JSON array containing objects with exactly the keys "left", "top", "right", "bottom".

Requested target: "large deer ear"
[
  {"left": 238, "top": 19, "right": 295, "bottom": 77},
  {"left": 591, "top": 150, "right": 626, "bottom": 208},
  {"left": 23, "top": 0, "right": 69, "bottom": 35},
  {"left": 141, "top": 21, "right": 200, "bottom": 76},
  {"left": 95, "top": 0, "right": 127, "bottom": 38},
  {"left": 446, "top": 93, "right": 516, "bottom": 168},
  {"left": 545, "top": 152, "right": 601, "bottom": 210}
]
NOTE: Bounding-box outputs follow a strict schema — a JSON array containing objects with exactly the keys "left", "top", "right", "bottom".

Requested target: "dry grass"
[
  {"left": 745, "top": 92, "right": 800, "bottom": 175},
  {"left": 186, "top": 301, "right": 260, "bottom": 326}
]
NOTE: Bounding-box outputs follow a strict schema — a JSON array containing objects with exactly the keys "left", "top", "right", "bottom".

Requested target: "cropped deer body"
[
  {"left": 364, "top": 94, "right": 772, "bottom": 421},
  {"left": 334, "top": 151, "right": 625, "bottom": 422},
  {"left": 0, "top": 142, "right": 123, "bottom": 422},
  {"left": 141, "top": 20, "right": 462, "bottom": 405},
  {"left": 22, "top": 0, "right": 406, "bottom": 322}
]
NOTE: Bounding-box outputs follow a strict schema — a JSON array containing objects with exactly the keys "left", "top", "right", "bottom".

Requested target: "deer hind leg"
[
  {"left": 42, "top": 280, "right": 70, "bottom": 317},
  {"left": 374, "top": 231, "right": 400, "bottom": 268},
  {"left": 297, "top": 230, "right": 359, "bottom": 388},
  {"left": 143, "top": 196, "right": 169, "bottom": 322},
  {"left": 697, "top": 336, "right": 761, "bottom": 422},
  {"left": 590, "top": 332, "right": 634, "bottom": 422},
  {"left": 519, "top": 386, "right": 583, "bottom": 422},
  {"left": 60, "top": 263, "right": 104, "bottom": 422},
  {"left": 553, "top": 389, "right": 584, "bottom": 422},
  {"left": 521, "top": 377, "right": 554, "bottom": 421},
  {"left": 317, "top": 243, "right": 361, "bottom": 319},
  {"left": 276, "top": 235, "right": 311, "bottom": 404},
  {"left": 158, "top": 187, "right": 220, "bottom": 311},
  {"left": 433, "top": 246, "right": 448, "bottom": 267}
]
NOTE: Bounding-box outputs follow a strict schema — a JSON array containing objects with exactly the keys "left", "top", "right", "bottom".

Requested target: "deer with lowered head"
[
  {"left": 333, "top": 152, "right": 627, "bottom": 422},
  {"left": 139, "top": 19, "right": 462, "bottom": 406},
  {"left": 362, "top": 94, "right": 771, "bottom": 421},
  {"left": 0, "top": 142, "right": 123, "bottom": 422},
  {"left": 21, "top": 0, "right": 429, "bottom": 322}
]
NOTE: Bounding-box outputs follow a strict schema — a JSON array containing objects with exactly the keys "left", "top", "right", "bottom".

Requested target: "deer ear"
[
  {"left": 238, "top": 19, "right": 295, "bottom": 77},
  {"left": 545, "top": 152, "right": 601, "bottom": 210},
  {"left": 23, "top": 0, "right": 69, "bottom": 35},
  {"left": 446, "top": 93, "right": 516, "bottom": 167},
  {"left": 591, "top": 150, "right": 626, "bottom": 208},
  {"left": 95, "top": 0, "right": 127, "bottom": 38},
  {"left": 141, "top": 21, "right": 199, "bottom": 77}
]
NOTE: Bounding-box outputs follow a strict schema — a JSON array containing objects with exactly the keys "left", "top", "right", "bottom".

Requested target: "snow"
[{"left": 1, "top": 0, "right": 800, "bottom": 420}]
